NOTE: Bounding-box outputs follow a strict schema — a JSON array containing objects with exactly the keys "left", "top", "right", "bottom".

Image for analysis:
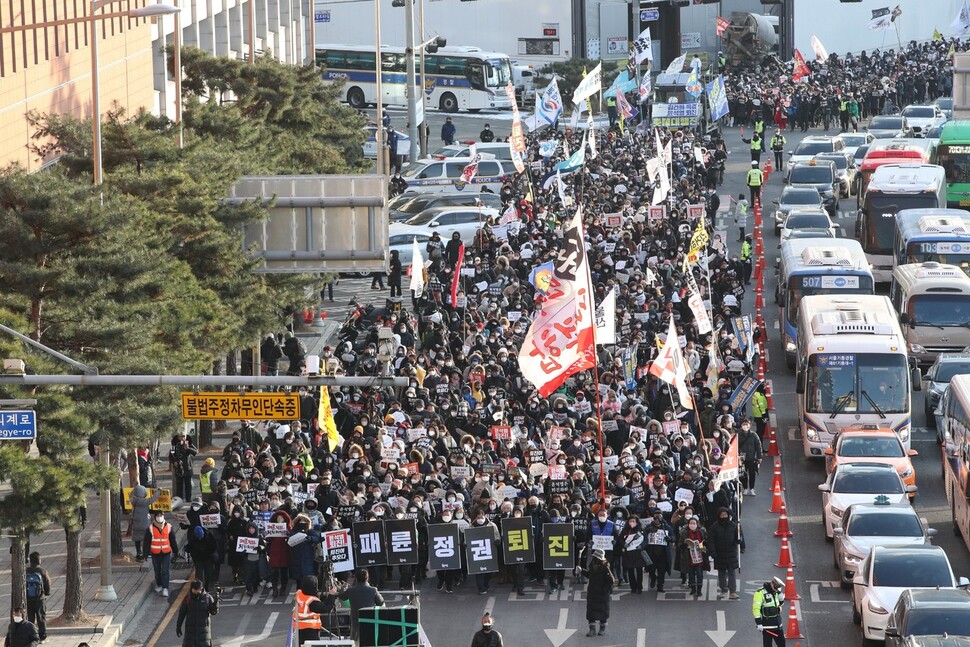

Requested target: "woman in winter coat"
[
  {"left": 129, "top": 485, "right": 160, "bottom": 561},
  {"left": 618, "top": 516, "right": 648, "bottom": 594},
  {"left": 678, "top": 517, "right": 709, "bottom": 598},
  {"left": 287, "top": 513, "right": 321, "bottom": 588},
  {"left": 707, "top": 507, "right": 741, "bottom": 600},
  {"left": 225, "top": 505, "right": 249, "bottom": 584},
  {"left": 585, "top": 549, "right": 614, "bottom": 637},
  {"left": 266, "top": 509, "right": 292, "bottom": 597}
]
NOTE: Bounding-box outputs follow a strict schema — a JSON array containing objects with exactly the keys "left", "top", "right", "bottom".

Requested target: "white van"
[
  {"left": 427, "top": 142, "right": 514, "bottom": 161},
  {"left": 399, "top": 154, "right": 517, "bottom": 194},
  {"left": 890, "top": 261, "right": 970, "bottom": 365}
]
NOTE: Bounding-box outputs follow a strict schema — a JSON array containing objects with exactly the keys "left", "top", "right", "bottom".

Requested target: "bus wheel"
[
  {"left": 440, "top": 93, "right": 459, "bottom": 113},
  {"left": 347, "top": 87, "right": 366, "bottom": 110}
]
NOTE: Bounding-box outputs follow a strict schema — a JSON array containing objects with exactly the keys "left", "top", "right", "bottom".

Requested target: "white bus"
[
  {"left": 796, "top": 295, "right": 918, "bottom": 457},
  {"left": 316, "top": 44, "right": 514, "bottom": 113},
  {"left": 890, "top": 262, "right": 970, "bottom": 365},
  {"left": 942, "top": 374, "right": 970, "bottom": 546}
]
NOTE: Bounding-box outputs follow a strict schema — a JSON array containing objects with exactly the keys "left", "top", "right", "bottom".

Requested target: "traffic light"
[{"left": 426, "top": 36, "right": 446, "bottom": 53}]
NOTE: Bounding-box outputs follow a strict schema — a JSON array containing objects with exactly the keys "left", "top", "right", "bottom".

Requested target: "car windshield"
[
  {"left": 397, "top": 196, "right": 436, "bottom": 214},
  {"left": 405, "top": 210, "right": 442, "bottom": 226},
  {"left": 785, "top": 213, "right": 830, "bottom": 229},
  {"left": 838, "top": 436, "right": 904, "bottom": 458},
  {"left": 870, "top": 117, "right": 903, "bottom": 129},
  {"left": 847, "top": 512, "right": 923, "bottom": 537},
  {"left": 937, "top": 98, "right": 954, "bottom": 110},
  {"left": 790, "top": 167, "right": 833, "bottom": 183},
  {"left": 903, "top": 106, "right": 935, "bottom": 119},
  {"left": 934, "top": 361, "right": 970, "bottom": 382},
  {"left": 819, "top": 156, "right": 848, "bottom": 170},
  {"left": 795, "top": 141, "right": 833, "bottom": 156},
  {"left": 910, "top": 294, "right": 970, "bottom": 327},
  {"left": 842, "top": 135, "right": 868, "bottom": 147},
  {"left": 906, "top": 609, "right": 970, "bottom": 636},
  {"left": 781, "top": 189, "right": 822, "bottom": 206},
  {"left": 832, "top": 468, "right": 903, "bottom": 494},
  {"left": 784, "top": 229, "right": 835, "bottom": 240},
  {"left": 871, "top": 553, "right": 952, "bottom": 587},
  {"left": 485, "top": 58, "right": 512, "bottom": 88}
]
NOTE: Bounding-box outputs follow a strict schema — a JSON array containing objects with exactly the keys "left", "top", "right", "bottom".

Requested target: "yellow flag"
[
  {"left": 934, "top": 28, "right": 944, "bottom": 41},
  {"left": 318, "top": 386, "right": 341, "bottom": 452},
  {"left": 949, "top": 42, "right": 957, "bottom": 59}
]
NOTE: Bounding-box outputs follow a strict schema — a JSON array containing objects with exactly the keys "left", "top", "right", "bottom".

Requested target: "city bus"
[
  {"left": 937, "top": 121, "right": 970, "bottom": 209},
  {"left": 796, "top": 295, "right": 917, "bottom": 457},
  {"left": 890, "top": 262, "right": 970, "bottom": 365},
  {"left": 857, "top": 164, "right": 946, "bottom": 284},
  {"left": 894, "top": 208, "right": 970, "bottom": 273},
  {"left": 777, "top": 239, "right": 874, "bottom": 370},
  {"left": 855, "top": 139, "right": 936, "bottom": 207},
  {"left": 316, "top": 44, "right": 514, "bottom": 113},
  {"left": 941, "top": 374, "right": 970, "bottom": 545}
]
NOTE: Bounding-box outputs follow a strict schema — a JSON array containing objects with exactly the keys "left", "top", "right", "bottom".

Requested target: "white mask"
[{"left": 12, "top": 616, "right": 23, "bottom": 623}]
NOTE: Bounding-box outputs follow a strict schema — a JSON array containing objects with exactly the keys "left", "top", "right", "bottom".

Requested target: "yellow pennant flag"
[
  {"left": 949, "top": 42, "right": 957, "bottom": 59},
  {"left": 934, "top": 28, "right": 944, "bottom": 41},
  {"left": 687, "top": 215, "right": 709, "bottom": 264},
  {"left": 318, "top": 386, "right": 341, "bottom": 452}
]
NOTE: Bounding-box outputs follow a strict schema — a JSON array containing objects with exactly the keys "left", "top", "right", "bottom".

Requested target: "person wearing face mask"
[
  {"left": 644, "top": 510, "right": 674, "bottom": 593},
  {"left": 145, "top": 512, "right": 178, "bottom": 598},
  {"left": 468, "top": 512, "right": 499, "bottom": 594},
  {"left": 585, "top": 549, "right": 614, "bottom": 637},
  {"left": 618, "top": 515, "right": 648, "bottom": 594},
  {"left": 470, "top": 612, "right": 504, "bottom": 647},
  {"left": 241, "top": 521, "right": 267, "bottom": 596},
  {"left": 226, "top": 505, "right": 250, "bottom": 584},
  {"left": 753, "top": 576, "right": 787, "bottom": 647},
  {"left": 435, "top": 509, "right": 459, "bottom": 593},
  {"left": 267, "top": 508, "right": 293, "bottom": 597},
  {"left": 175, "top": 579, "right": 219, "bottom": 647},
  {"left": 288, "top": 514, "right": 322, "bottom": 591},
  {"left": 678, "top": 514, "right": 709, "bottom": 598},
  {"left": 737, "top": 419, "right": 763, "bottom": 496},
  {"left": 708, "top": 507, "right": 742, "bottom": 600},
  {"left": 129, "top": 484, "right": 161, "bottom": 562},
  {"left": 4, "top": 607, "right": 38, "bottom": 647},
  {"left": 589, "top": 507, "right": 616, "bottom": 578}
]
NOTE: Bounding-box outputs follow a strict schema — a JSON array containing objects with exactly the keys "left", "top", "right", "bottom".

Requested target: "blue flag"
[
  {"left": 536, "top": 79, "right": 564, "bottom": 126},
  {"left": 604, "top": 71, "right": 639, "bottom": 98},
  {"left": 529, "top": 261, "right": 555, "bottom": 294},
  {"left": 554, "top": 137, "right": 586, "bottom": 174},
  {"left": 705, "top": 74, "right": 729, "bottom": 122},
  {"left": 685, "top": 67, "right": 703, "bottom": 99},
  {"left": 538, "top": 140, "right": 558, "bottom": 158}
]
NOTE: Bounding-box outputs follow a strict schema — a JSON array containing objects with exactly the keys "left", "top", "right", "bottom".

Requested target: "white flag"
[
  {"left": 954, "top": 0, "right": 970, "bottom": 35},
  {"left": 586, "top": 107, "right": 597, "bottom": 159},
  {"left": 569, "top": 106, "right": 582, "bottom": 130},
  {"left": 409, "top": 237, "right": 425, "bottom": 298},
  {"left": 572, "top": 63, "right": 602, "bottom": 106},
  {"left": 868, "top": 6, "right": 894, "bottom": 30},
  {"left": 595, "top": 288, "right": 616, "bottom": 345},
  {"left": 810, "top": 35, "right": 828, "bottom": 62},
  {"left": 664, "top": 54, "right": 687, "bottom": 75},
  {"left": 687, "top": 286, "right": 712, "bottom": 335},
  {"left": 555, "top": 169, "right": 571, "bottom": 206},
  {"left": 631, "top": 27, "right": 653, "bottom": 65},
  {"left": 536, "top": 78, "right": 564, "bottom": 126}
]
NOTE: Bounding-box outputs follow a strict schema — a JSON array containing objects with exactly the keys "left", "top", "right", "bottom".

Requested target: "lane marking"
[{"left": 144, "top": 575, "right": 194, "bottom": 647}]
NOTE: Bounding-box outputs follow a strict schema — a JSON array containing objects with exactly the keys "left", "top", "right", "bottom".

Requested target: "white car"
[
  {"left": 786, "top": 135, "right": 846, "bottom": 181},
  {"left": 833, "top": 501, "right": 935, "bottom": 589},
  {"left": 389, "top": 206, "right": 500, "bottom": 244},
  {"left": 819, "top": 462, "right": 915, "bottom": 540},
  {"left": 852, "top": 545, "right": 968, "bottom": 642},
  {"left": 428, "top": 142, "right": 513, "bottom": 161},
  {"left": 388, "top": 231, "right": 433, "bottom": 266},
  {"left": 362, "top": 125, "right": 411, "bottom": 159},
  {"left": 900, "top": 104, "right": 947, "bottom": 138},
  {"left": 780, "top": 208, "right": 838, "bottom": 240},
  {"left": 838, "top": 132, "right": 875, "bottom": 161}
]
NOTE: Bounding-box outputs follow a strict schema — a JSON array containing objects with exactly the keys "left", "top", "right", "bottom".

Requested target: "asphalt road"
[{"left": 125, "top": 122, "right": 970, "bottom": 647}]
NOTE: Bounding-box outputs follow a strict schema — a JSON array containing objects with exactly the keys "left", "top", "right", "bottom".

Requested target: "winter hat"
[
  {"left": 592, "top": 549, "right": 606, "bottom": 561},
  {"left": 193, "top": 526, "right": 205, "bottom": 540}
]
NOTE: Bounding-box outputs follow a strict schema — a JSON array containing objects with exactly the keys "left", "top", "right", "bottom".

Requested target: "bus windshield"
[
  {"left": 807, "top": 353, "right": 909, "bottom": 414},
  {"left": 485, "top": 59, "right": 512, "bottom": 88},
  {"left": 909, "top": 294, "right": 970, "bottom": 327},
  {"left": 864, "top": 194, "right": 940, "bottom": 254},
  {"left": 938, "top": 145, "right": 970, "bottom": 184},
  {"left": 786, "top": 276, "right": 873, "bottom": 326}
]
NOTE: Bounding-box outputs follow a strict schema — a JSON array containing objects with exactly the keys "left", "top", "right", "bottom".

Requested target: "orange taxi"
[{"left": 823, "top": 427, "right": 918, "bottom": 494}]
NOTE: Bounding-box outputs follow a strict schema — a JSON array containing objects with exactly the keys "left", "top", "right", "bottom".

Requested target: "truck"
[{"left": 722, "top": 12, "right": 778, "bottom": 64}]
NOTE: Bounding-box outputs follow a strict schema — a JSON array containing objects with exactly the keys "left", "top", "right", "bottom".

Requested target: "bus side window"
[{"left": 466, "top": 62, "right": 485, "bottom": 91}]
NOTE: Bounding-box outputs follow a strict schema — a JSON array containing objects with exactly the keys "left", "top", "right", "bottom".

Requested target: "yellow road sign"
[
  {"left": 122, "top": 487, "right": 172, "bottom": 512},
  {"left": 181, "top": 392, "right": 300, "bottom": 420}
]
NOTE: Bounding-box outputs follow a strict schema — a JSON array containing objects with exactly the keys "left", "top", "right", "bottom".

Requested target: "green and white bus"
[{"left": 937, "top": 121, "right": 970, "bottom": 209}]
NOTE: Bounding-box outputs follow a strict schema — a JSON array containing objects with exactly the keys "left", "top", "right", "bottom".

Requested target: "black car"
[
  {"left": 388, "top": 192, "right": 502, "bottom": 222},
  {"left": 886, "top": 589, "right": 970, "bottom": 647},
  {"left": 772, "top": 186, "right": 825, "bottom": 235},
  {"left": 787, "top": 160, "right": 839, "bottom": 217},
  {"left": 867, "top": 115, "right": 915, "bottom": 139}
]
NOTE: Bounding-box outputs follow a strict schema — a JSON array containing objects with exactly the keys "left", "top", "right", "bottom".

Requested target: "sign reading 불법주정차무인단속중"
[
  {"left": 501, "top": 517, "right": 535, "bottom": 564},
  {"left": 651, "top": 102, "right": 700, "bottom": 129},
  {"left": 542, "top": 523, "right": 575, "bottom": 570},
  {"left": 464, "top": 525, "right": 500, "bottom": 574},
  {"left": 180, "top": 392, "right": 299, "bottom": 420}
]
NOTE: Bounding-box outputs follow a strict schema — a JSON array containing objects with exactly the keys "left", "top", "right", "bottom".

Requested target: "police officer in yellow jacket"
[
  {"left": 753, "top": 576, "right": 786, "bottom": 647},
  {"left": 746, "top": 161, "right": 764, "bottom": 207}
]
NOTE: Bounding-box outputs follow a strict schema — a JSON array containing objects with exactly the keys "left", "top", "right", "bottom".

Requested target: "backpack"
[{"left": 26, "top": 571, "right": 42, "bottom": 598}]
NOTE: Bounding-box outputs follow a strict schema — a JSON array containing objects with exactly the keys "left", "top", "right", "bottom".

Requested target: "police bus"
[
  {"left": 941, "top": 374, "right": 970, "bottom": 546},
  {"left": 777, "top": 239, "right": 873, "bottom": 370},
  {"left": 316, "top": 43, "right": 514, "bottom": 113},
  {"left": 857, "top": 164, "right": 946, "bottom": 284},
  {"left": 894, "top": 208, "right": 970, "bottom": 274},
  {"left": 796, "top": 295, "right": 917, "bottom": 457}
]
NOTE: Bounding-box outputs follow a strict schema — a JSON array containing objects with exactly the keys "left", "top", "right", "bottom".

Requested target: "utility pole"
[
  {"left": 95, "top": 437, "right": 116, "bottom": 600},
  {"left": 405, "top": 0, "right": 419, "bottom": 163},
  {"left": 375, "top": 0, "right": 386, "bottom": 176},
  {"left": 418, "top": 0, "right": 427, "bottom": 158}
]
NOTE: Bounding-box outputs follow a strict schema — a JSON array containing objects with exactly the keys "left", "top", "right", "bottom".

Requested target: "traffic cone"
[
  {"left": 765, "top": 379, "right": 775, "bottom": 410},
  {"left": 766, "top": 422, "right": 781, "bottom": 457},
  {"left": 774, "top": 503, "right": 793, "bottom": 538},
  {"left": 769, "top": 479, "right": 784, "bottom": 513},
  {"left": 755, "top": 286, "right": 764, "bottom": 310},
  {"left": 784, "top": 566, "right": 801, "bottom": 600},
  {"left": 775, "top": 536, "right": 795, "bottom": 568},
  {"left": 785, "top": 601, "right": 804, "bottom": 639},
  {"left": 303, "top": 308, "right": 314, "bottom": 324},
  {"left": 771, "top": 459, "right": 783, "bottom": 493}
]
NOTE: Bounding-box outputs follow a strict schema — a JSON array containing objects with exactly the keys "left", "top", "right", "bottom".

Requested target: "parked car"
[
  {"left": 901, "top": 105, "right": 947, "bottom": 138},
  {"left": 362, "top": 125, "right": 410, "bottom": 159},
  {"left": 389, "top": 205, "right": 500, "bottom": 244},
  {"left": 399, "top": 155, "right": 516, "bottom": 194},
  {"left": 840, "top": 132, "right": 875, "bottom": 160},
  {"left": 787, "top": 135, "right": 847, "bottom": 181},
  {"left": 823, "top": 427, "right": 918, "bottom": 492},
  {"left": 833, "top": 501, "right": 935, "bottom": 589},
  {"left": 886, "top": 588, "right": 970, "bottom": 647},
  {"left": 388, "top": 191, "right": 502, "bottom": 223},
  {"left": 427, "top": 142, "right": 514, "bottom": 161},
  {"left": 816, "top": 151, "right": 858, "bottom": 198},
  {"left": 932, "top": 97, "right": 954, "bottom": 120},
  {"left": 852, "top": 545, "right": 968, "bottom": 643},
  {"left": 867, "top": 115, "right": 915, "bottom": 139}
]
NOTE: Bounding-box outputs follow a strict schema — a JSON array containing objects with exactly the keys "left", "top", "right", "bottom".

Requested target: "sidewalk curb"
[{"left": 44, "top": 579, "right": 155, "bottom": 647}]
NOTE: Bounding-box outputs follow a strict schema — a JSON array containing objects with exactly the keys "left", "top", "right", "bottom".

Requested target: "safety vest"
[
  {"left": 754, "top": 589, "right": 784, "bottom": 627},
  {"left": 770, "top": 136, "right": 785, "bottom": 151},
  {"left": 150, "top": 523, "right": 172, "bottom": 555},
  {"left": 200, "top": 469, "right": 215, "bottom": 494},
  {"left": 750, "top": 138, "right": 762, "bottom": 152},
  {"left": 839, "top": 100, "right": 848, "bottom": 112},
  {"left": 754, "top": 120, "right": 764, "bottom": 134},
  {"left": 296, "top": 590, "right": 323, "bottom": 630},
  {"left": 741, "top": 241, "right": 752, "bottom": 261},
  {"left": 606, "top": 97, "right": 616, "bottom": 107},
  {"left": 746, "top": 169, "right": 763, "bottom": 187}
]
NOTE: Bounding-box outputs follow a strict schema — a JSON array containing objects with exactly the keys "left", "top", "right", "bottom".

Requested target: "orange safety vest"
[
  {"left": 295, "top": 590, "right": 322, "bottom": 630},
  {"left": 150, "top": 523, "right": 172, "bottom": 554}
]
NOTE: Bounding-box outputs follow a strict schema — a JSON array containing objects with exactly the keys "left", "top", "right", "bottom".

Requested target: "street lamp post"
[
  {"left": 374, "top": 0, "right": 385, "bottom": 176},
  {"left": 404, "top": 0, "right": 418, "bottom": 163},
  {"left": 417, "top": 0, "right": 426, "bottom": 158}
]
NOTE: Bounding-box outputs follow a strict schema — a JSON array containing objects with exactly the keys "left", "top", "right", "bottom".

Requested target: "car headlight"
[
  {"left": 901, "top": 466, "right": 913, "bottom": 477},
  {"left": 806, "top": 428, "right": 820, "bottom": 442},
  {"left": 844, "top": 553, "right": 863, "bottom": 564},
  {"left": 898, "top": 426, "right": 910, "bottom": 442},
  {"left": 867, "top": 598, "right": 888, "bottom": 615},
  {"left": 909, "top": 343, "right": 926, "bottom": 354},
  {"left": 785, "top": 335, "right": 796, "bottom": 353},
  {"left": 831, "top": 506, "right": 845, "bottom": 519}
]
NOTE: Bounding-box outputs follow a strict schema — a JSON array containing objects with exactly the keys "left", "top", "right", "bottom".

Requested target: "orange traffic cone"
[
  {"left": 765, "top": 379, "right": 775, "bottom": 410},
  {"left": 785, "top": 600, "right": 804, "bottom": 639},
  {"left": 775, "top": 536, "right": 795, "bottom": 568},
  {"left": 771, "top": 460, "right": 783, "bottom": 493},
  {"left": 774, "top": 503, "right": 793, "bottom": 538},
  {"left": 303, "top": 308, "right": 314, "bottom": 324},
  {"left": 784, "top": 566, "right": 800, "bottom": 601},
  {"left": 766, "top": 424, "right": 781, "bottom": 458},
  {"left": 769, "top": 479, "right": 784, "bottom": 513}
]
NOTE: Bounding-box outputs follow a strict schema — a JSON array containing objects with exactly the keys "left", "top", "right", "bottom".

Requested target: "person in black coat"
[
  {"left": 176, "top": 580, "right": 219, "bottom": 647},
  {"left": 644, "top": 510, "right": 675, "bottom": 592},
  {"left": 260, "top": 333, "right": 283, "bottom": 376},
  {"left": 469, "top": 612, "right": 504, "bottom": 647},
  {"left": 707, "top": 507, "right": 741, "bottom": 600},
  {"left": 618, "top": 516, "right": 648, "bottom": 594},
  {"left": 585, "top": 549, "right": 614, "bottom": 637},
  {"left": 4, "top": 608, "right": 38, "bottom": 647},
  {"left": 389, "top": 250, "right": 403, "bottom": 298}
]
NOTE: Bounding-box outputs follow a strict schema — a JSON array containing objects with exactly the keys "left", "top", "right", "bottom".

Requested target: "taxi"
[
  {"left": 819, "top": 462, "right": 917, "bottom": 540},
  {"left": 823, "top": 427, "right": 918, "bottom": 493},
  {"left": 832, "top": 498, "right": 935, "bottom": 589}
]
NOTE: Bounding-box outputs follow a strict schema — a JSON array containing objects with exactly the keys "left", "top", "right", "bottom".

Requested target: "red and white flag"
[
  {"left": 450, "top": 242, "right": 464, "bottom": 306},
  {"left": 810, "top": 34, "right": 828, "bottom": 62},
  {"left": 500, "top": 204, "right": 519, "bottom": 225},
  {"left": 792, "top": 49, "right": 811, "bottom": 82},
  {"left": 715, "top": 434, "right": 740, "bottom": 487},
  {"left": 716, "top": 16, "right": 730, "bottom": 36},
  {"left": 648, "top": 318, "right": 694, "bottom": 408},
  {"left": 461, "top": 154, "right": 481, "bottom": 184},
  {"left": 518, "top": 208, "right": 596, "bottom": 397}
]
